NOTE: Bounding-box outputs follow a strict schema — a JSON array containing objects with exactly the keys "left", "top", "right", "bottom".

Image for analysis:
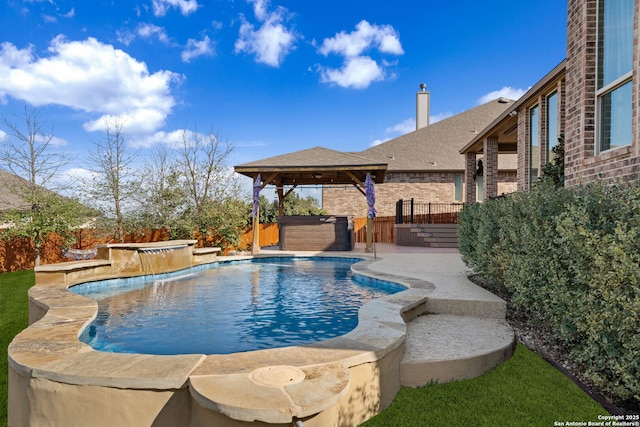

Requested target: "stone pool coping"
[{"left": 9, "top": 251, "right": 436, "bottom": 425}]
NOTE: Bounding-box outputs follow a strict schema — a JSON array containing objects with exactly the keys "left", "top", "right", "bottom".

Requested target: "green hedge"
[{"left": 459, "top": 181, "right": 640, "bottom": 408}]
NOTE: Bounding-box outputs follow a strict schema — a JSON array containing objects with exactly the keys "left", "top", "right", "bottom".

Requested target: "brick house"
[
  {"left": 462, "top": 0, "right": 640, "bottom": 195},
  {"left": 564, "top": 0, "right": 640, "bottom": 185},
  {"left": 322, "top": 97, "right": 518, "bottom": 217},
  {"left": 460, "top": 61, "right": 566, "bottom": 197},
  {"left": 236, "top": 96, "right": 518, "bottom": 219}
]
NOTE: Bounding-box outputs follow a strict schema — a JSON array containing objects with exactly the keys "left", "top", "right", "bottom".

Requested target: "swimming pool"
[{"left": 72, "top": 257, "right": 405, "bottom": 355}]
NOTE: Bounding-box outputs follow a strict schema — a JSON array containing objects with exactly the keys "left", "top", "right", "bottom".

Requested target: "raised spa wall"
[{"left": 8, "top": 241, "right": 435, "bottom": 427}]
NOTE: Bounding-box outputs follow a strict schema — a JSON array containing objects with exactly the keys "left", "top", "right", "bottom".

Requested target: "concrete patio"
[{"left": 266, "top": 243, "right": 516, "bottom": 388}]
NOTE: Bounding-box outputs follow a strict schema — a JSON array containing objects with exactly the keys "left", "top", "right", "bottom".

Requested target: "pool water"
[{"left": 73, "top": 257, "right": 404, "bottom": 355}]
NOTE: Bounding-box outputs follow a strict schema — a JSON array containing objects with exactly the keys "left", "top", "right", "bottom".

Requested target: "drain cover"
[{"left": 249, "top": 365, "right": 305, "bottom": 387}]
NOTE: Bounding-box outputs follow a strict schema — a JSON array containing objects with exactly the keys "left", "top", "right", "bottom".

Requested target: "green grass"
[
  {"left": 362, "top": 343, "right": 607, "bottom": 427},
  {"left": 1, "top": 272, "right": 608, "bottom": 427},
  {"left": 1, "top": 270, "right": 33, "bottom": 427}
]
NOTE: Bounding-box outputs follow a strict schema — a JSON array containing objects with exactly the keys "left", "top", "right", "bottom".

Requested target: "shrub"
[{"left": 458, "top": 181, "right": 640, "bottom": 407}]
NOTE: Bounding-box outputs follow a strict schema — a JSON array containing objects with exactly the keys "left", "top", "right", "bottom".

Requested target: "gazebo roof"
[{"left": 234, "top": 146, "right": 387, "bottom": 186}]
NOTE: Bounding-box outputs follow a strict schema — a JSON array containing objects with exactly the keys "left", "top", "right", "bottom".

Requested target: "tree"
[
  {"left": 540, "top": 134, "right": 565, "bottom": 188},
  {"left": 82, "top": 119, "right": 140, "bottom": 242},
  {"left": 176, "top": 126, "right": 234, "bottom": 212},
  {"left": 258, "top": 192, "right": 326, "bottom": 223},
  {"left": 168, "top": 126, "right": 241, "bottom": 246},
  {"left": 0, "top": 105, "right": 91, "bottom": 266},
  {"left": 133, "top": 144, "right": 185, "bottom": 230}
]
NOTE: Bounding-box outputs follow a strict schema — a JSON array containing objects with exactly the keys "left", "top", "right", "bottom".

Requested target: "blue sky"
[{"left": 0, "top": 0, "right": 567, "bottom": 196}]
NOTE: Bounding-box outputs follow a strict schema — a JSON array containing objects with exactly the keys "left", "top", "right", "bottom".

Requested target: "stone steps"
[
  {"left": 410, "top": 224, "right": 459, "bottom": 248},
  {"left": 400, "top": 314, "right": 515, "bottom": 387}
]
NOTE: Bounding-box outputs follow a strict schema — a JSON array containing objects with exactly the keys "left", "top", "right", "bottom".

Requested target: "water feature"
[
  {"left": 72, "top": 257, "right": 405, "bottom": 355},
  {"left": 137, "top": 244, "right": 192, "bottom": 275}
]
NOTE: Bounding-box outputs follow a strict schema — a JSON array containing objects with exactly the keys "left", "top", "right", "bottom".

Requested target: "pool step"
[{"left": 400, "top": 314, "right": 515, "bottom": 387}]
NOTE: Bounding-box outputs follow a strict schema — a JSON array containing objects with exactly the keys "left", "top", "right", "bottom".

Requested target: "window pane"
[
  {"left": 598, "top": 0, "right": 634, "bottom": 88},
  {"left": 599, "top": 80, "right": 632, "bottom": 151},
  {"left": 454, "top": 175, "right": 463, "bottom": 201},
  {"left": 529, "top": 105, "right": 539, "bottom": 185},
  {"left": 546, "top": 92, "right": 559, "bottom": 159}
]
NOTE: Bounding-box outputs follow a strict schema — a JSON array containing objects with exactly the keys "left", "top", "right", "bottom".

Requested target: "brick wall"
[
  {"left": 517, "top": 108, "right": 529, "bottom": 190},
  {"left": 322, "top": 171, "right": 517, "bottom": 217},
  {"left": 565, "top": 0, "right": 640, "bottom": 186}
]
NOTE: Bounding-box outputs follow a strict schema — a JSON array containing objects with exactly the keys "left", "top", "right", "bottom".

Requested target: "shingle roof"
[
  {"left": 360, "top": 98, "right": 516, "bottom": 171},
  {"left": 235, "top": 146, "right": 385, "bottom": 169},
  {"left": 234, "top": 146, "right": 388, "bottom": 185}
]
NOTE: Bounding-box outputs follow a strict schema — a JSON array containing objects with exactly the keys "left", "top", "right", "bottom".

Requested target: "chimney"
[{"left": 416, "top": 83, "right": 430, "bottom": 130}]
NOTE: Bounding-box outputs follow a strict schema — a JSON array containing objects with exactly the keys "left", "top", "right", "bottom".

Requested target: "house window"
[
  {"left": 596, "top": 0, "right": 633, "bottom": 152},
  {"left": 529, "top": 105, "right": 540, "bottom": 185},
  {"left": 546, "top": 91, "right": 559, "bottom": 161},
  {"left": 454, "top": 174, "right": 463, "bottom": 201},
  {"left": 476, "top": 175, "right": 484, "bottom": 202}
]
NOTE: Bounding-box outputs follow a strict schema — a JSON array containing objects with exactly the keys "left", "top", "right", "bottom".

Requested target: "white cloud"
[
  {"left": 250, "top": 0, "right": 269, "bottom": 21},
  {"left": 116, "top": 30, "right": 136, "bottom": 46},
  {"left": 83, "top": 109, "right": 169, "bottom": 134},
  {"left": 0, "top": 130, "right": 6, "bottom": 141},
  {"left": 234, "top": 2, "right": 297, "bottom": 67},
  {"left": 430, "top": 112, "right": 453, "bottom": 124},
  {"left": 117, "top": 23, "right": 171, "bottom": 46},
  {"left": 152, "top": 0, "right": 199, "bottom": 17},
  {"left": 319, "top": 20, "right": 403, "bottom": 57},
  {"left": 369, "top": 137, "right": 390, "bottom": 147},
  {"left": 317, "top": 20, "right": 403, "bottom": 89},
  {"left": 60, "top": 167, "right": 97, "bottom": 185},
  {"left": 370, "top": 112, "right": 453, "bottom": 147},
  {"left": 181, "top": 35, "right": 214, "bottom": 63},
  {"left": 319, "top": 56, "right": 383, "bottom": 90},
  {"left": 128, "top": 129, "right": 187, "bottom": 148},
  {"left": 477, "top": 86, "right": 528, "bottom": 104},
  {"left": 137, "top": 23, "right": 170, "bottom": 44},
  {"left": 48, "top": 135, "right": 68, "bottom": 147},
  {"left": 0, "top": 36, "right": 182, "bottom": 135},
  {"left": 385, "top": 118, "right": 415, "bottom": 135}
]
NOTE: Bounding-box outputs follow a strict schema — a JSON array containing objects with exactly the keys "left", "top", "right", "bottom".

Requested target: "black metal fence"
[{"left": 395, "top": 199, "right": 464, "bottom": 224}]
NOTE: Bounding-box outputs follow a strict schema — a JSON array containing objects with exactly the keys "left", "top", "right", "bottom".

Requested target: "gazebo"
[{"left": 234, "top": 146, "right": 387, "bottom": 253}]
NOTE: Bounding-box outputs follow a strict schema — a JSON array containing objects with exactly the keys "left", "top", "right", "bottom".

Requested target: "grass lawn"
[
  {"left": 362, "top": 343, "right": 607, "bottom": 427},
  {"left": 1, "top": 270, "right": 33, "bottom": 427},
  {"left": 1, "top": 271, "right": 608, "bottom": 427}
]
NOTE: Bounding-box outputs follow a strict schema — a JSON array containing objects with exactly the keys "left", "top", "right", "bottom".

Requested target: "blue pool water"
[{"left": 72, "top": 257, "right": 405, "bottom": 355}]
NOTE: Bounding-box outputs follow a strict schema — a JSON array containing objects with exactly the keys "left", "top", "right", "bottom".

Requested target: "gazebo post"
[
  {"left": 251, "top": 208, "right": 260, "bottom": 255},
  {"left": 252, "top": 175, "right": 261, "bottom": 255}
]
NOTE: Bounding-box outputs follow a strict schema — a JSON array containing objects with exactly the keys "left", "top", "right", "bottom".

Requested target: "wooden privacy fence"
[
  {"left": 1, "top": 217, "right": 405, "bottom": 273},
  {"left": 0, "top": 228, "right": 171, "bottom": 273}
]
